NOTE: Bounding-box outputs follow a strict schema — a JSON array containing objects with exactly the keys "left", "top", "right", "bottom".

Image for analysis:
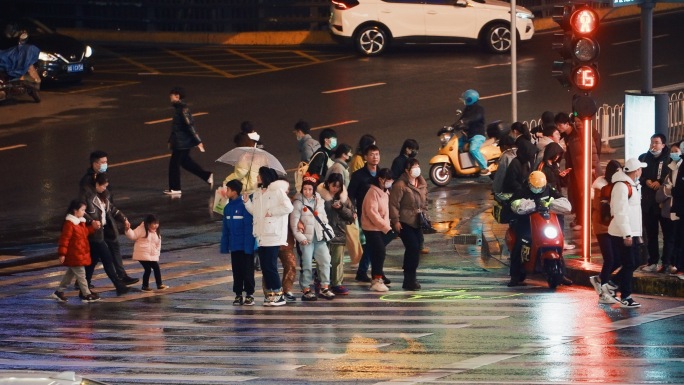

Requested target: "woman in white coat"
[
  {"left": 291, "top": 174, "right": 335, "bottom": 301},
  {"left": 244, "top": 167, "right": 293, "bottom": 306}
]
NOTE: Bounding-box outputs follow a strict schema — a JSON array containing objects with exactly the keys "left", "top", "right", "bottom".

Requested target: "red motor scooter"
[{"left": 505, "top": 201, "right": 565, "bottom": 289}]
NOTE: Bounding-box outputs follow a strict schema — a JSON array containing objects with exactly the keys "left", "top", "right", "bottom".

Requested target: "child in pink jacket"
[{"left": 125, "top": 214, "right": 168, "bottom": 291}]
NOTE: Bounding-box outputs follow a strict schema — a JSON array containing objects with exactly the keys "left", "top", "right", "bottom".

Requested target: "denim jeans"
[
  {"left": 299, "top": 234, "right": 332, "bottom": 289},
  {"left": 459, "top": 134, "right": 487, "bottom": 170}
]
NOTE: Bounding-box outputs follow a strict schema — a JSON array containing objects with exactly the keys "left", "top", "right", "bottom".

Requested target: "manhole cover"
[{"left": 452, "top": 234, "right": 481, "bottom": 246}]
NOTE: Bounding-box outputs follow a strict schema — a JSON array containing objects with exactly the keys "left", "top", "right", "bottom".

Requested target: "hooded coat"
[
  {"left": 125, "top": 223, "right": 161, "bottom": 262},
  {"left": 537, "top": 142, "right": 565, "bottom": 193},
  {"left": 608, "top": 170, "right": 643, "bottom": 238},
  {"left": 389, "top": 173, "right": 428, "bottom": 228},
  {"left": 502, "top": 139, "right": 536, "bottom": 194},
  {"left": 244, "top": 180, "right": 293, "bottom": 247},
  {"left": 290, "top": 190, "right": 331, "bottom": 243},
  {"left": 317, "top": 184, "right": 354, "bottom": 244},
  {"left": 58, "top": 214, "right": 95, "bottom": 267}
]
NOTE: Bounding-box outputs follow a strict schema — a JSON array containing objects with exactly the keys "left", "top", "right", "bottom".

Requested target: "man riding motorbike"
[
  {"left": 508, "top": 171, "right": 573, "bottom": 287},
  {"left": 452, "top": 89, "right": 490, "bottom": 176}
]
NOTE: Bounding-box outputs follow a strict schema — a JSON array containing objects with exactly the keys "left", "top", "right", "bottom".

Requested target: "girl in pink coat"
[{"left": 125, "top": 214, "right": 168, "bottom": 291}]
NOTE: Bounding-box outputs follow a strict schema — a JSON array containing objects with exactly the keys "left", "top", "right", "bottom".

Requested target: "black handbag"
[{"left": 419, "top": 211, "right": 436, "bottom": 234}]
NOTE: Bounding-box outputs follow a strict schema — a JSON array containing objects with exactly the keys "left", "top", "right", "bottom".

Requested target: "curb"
[{"left": 58, "top": 4, "right": 682, "bottom": 46}]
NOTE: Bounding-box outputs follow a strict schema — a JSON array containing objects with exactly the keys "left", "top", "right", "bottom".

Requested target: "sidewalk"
[{"left": 482, "top": 142, "right": 684, "bottom": 297}]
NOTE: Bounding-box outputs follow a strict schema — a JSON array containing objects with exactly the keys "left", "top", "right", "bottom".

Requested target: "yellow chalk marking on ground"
[
  {"left": 293, "top": 50, "right": 321, "bottom": 63},
  {"left": 311, "top": 120, "right": 359, "bottom": 131},
  {"left": 0, "top": 144, "right": 27, "bottom": 152},
  {"left": 117, "top": 55, "right": 159, "bottom": 74},
  {"left": 227, "top": 48, "right": 279, "bottom": 70},
  {"left": 144, "top": 112, "right": 208, "bottom": 125},
  {"left": 109, "top": 154, "right": 171, "bottom": 168},
  {"left": 165, "top": 49, "right": 236, "bottom": 78},
  {"left": 63, "top": 80, "right": 141, "bottom": 94}
]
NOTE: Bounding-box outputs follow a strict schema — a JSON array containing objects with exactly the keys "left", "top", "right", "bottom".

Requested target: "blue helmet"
[{"left": 460, "top": 89, "right": 479, "bottom": 106}]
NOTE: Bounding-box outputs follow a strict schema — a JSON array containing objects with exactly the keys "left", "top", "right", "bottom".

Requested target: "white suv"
[{"left": 329, "top": 0, "right": 535, "bottom": 56}]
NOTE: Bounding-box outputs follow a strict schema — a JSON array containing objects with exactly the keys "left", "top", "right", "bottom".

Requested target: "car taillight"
[{"left": 331, "top": 0, "right": 359, "bottom": 10}]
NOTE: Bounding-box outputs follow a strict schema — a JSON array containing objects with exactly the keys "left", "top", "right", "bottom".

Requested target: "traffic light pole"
[
  {"left": 640, "top": 0, "right": 654, "bottom": 93},
  {"left": 511, "top": 0, "right": 518, "bottom": 122}
]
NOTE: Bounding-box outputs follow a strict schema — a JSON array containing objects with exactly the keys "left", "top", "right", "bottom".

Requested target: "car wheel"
[
  {"left": 355, "top": 25, "right": 388, "bottom": 56},
  {"left": 430, "top": 163, "right": 452, "bottom": 187},
  {"left": 483, "top": 24, "right": 511, "bottom": 54}
]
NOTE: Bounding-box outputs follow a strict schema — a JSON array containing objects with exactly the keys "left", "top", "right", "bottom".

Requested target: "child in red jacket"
[{"left": 53, "top": 200, "right": 101, "bottom": 303}]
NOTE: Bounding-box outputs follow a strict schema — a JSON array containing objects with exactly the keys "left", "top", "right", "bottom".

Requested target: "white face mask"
[
  {"left": 410, "top": 167, "right": 421, "bottom": 178},
  {"left": 384, "top": 181, "right": 393, "bottom": 189}
]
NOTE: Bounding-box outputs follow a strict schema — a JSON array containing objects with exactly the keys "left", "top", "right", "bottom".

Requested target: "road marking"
[
  {"left": 144, "top": 112, "right": 209, "bottom": 125},
  {"left": 61, "top": 80, "right": 140, "bottom": 94},
  {"left": 612, "top": 33, "right": 669, "bottom": 45},
  {"left": 322, "top": 82, "right": 386, "bottom": 94},
  {"left": 166, "top": 49, "right": 236, "bottom": 78},
  {"left": 94, "top": 374, "right": 257, "bottom": 383},
  {"left": 0, "top": 144, "right": 26, "bottom": 152},
  {"left": 116, "top": 54, "right": 159, "bottom": 73},
  {"left": 108, "top": 154, "right": 171, "bottom": 168},
  {"left": 610, "top": 64, "right": 667, "bottom": 77},
  {"left": 311, "top": 120, "right": 359, "bottom": 131},
  {"left": 227, "top": 48, "right": 279, "bottom": 70},
  {"left": 479, "top": 90, "right": 530, "bottom": 100},
  {"left": 294, "top": 50, "right": 322, "bottom": 62},
  {"left": 474, "top": 58, "right": 534, "bottom": 69}
]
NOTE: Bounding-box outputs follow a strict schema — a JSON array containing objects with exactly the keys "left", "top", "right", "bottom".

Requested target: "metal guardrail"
[
  {"left": 522, "top": 91, "right": 684, "bottom": 148},
  {"left": 3, "top": 0, "right": 604, "bottom": 33}
]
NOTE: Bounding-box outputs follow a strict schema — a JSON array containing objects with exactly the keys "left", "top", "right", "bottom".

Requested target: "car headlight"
[
  {"left": 38, "top": 52, "right": 58, "bottom": 61},
  {"left": 516, "top": 12, "right": 534, "bottom": 19},
  {"left": 543, "top": 226, "right": 559, "bottom": 239},
  {"left": 439, "top": 133, "right": 453, "bottom": 145},
  {"left": 85, "top": 45, "right": 93, "bottom": 58}
]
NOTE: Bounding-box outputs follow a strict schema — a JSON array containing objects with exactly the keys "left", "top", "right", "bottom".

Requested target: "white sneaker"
[
  {"left": 370, "top": 278, "right": 389, "bottom": 292},
  {"left": 163, "top": 189, "right": 182, "bottom": 195},
  {"left": 589, "top": 275, "right": 601, "bottom": 295},
  {"left": 641, "top": 264, "right": 658, "bottom": 272},
  {"left": 598, "top": 292, "right": 620, "bottom": 304}
]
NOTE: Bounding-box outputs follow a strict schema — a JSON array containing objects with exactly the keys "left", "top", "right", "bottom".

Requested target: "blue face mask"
[
  {"left": 671, "top": 153, "right": 681, "bottom": 162},
  {"left": 530, "top": 186, "right": 544, "bottom": 194},
  {"left": 329, "top": 138, "right": 338, "bottom": 149},
  {"left": 98, "top": 163, "right": 108, "bottom": 173}
]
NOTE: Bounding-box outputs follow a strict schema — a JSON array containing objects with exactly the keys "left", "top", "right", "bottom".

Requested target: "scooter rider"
[
  {"left": 508, "top": 171, "right": 572, "bottom": 287},
  {"left": 452, "top": 89, "right": 490, "bottom": 176}
]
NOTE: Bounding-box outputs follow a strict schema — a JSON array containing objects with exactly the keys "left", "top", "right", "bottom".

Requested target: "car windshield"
[{"left": 2, "top": 18, "right": 55, "bottom": 38}]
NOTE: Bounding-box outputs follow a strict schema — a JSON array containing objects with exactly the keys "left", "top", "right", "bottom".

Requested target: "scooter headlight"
[
  {"left": 543, "top": 226, "right": 559, "bottom": 239},
  {"left": 439, "top": 132, "right": 453, "bottom": 145}
]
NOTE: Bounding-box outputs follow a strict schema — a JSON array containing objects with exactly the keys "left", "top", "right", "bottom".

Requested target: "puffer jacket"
[
  {"left": 290, "top": 191, "right": 330, "bottom": 243},
  {"left": 125, "top": 223, "right": 161, "bottom": 262},
  {"left": 221, "top": 197, "right": 257, "bottom": 253},
  {"left": 389, "top": 174, "right": 427, "bottom": 229},
  {"left": 591, "top": 176, "right": 610, "bottom": 235},
  {"left": 658, "top": 159, "right": 681, "bottom": 219},
  {"left": 317, "top": 184, "right": 354, "bottom": 244},
  {"left": 169, "top": 100, "right": 202, "bottom": 150},
  {"left": 58, "top": 214, "right": 95, "bottom": 267},
  {"left": 245, "top": 180, "right": 293, "bottom": 247},
  {"left": 608, "top": 170, "right": 643, "bottom": 238},
  {"left": 361, "top": 184, "right": 391, "bottom": 233}
]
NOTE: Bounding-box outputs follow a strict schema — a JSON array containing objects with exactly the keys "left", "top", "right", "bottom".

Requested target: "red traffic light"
[
  {"left": 570, "top": 7, "right": 599, "bottom": 36},
  {"left": 573, "top": 65, "right": 599, "bottom": 91}
]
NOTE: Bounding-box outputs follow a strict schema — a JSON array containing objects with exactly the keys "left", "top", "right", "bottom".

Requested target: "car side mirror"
[{"left": 454, "top": 0, "right": 468, "bottom": 7}]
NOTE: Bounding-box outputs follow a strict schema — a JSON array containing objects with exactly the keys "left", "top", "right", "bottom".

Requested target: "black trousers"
[
  {"left": 365, "top": 230, "right": 387, "bottom": 279},
  {"left": 168, "top": 148, "right": 211, "bottom": 191},
  {"left": 86, "top": 240, "right": 126, "bottom": 291},
  {"left": 509, "top": 217, "right": 531, "bottom": 280},
  {"left": 609, "top": 235, "right": 638, "bottom": 299},
  {"left": 105, "top": 238, "right": 128, "bottom": 279},
  {"left": 399, "top": 223, "right": 422, "bottom": 273},
  {"left": 672, "top": 220, "right": 684, "bottom": 271},
  {"left": 139, "top": 260, "right": 163, "bottom": 288},
  {"left": 230, "top": 250, "right": 255, "bottom": 296},
  {"left": 642, "top": 206, "right": 673, "bottom": 266}
]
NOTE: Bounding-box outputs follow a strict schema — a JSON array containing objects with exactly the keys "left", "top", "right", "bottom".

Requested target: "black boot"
[{"left": 402, "top": 271, "right": 421, "bottom": 291}]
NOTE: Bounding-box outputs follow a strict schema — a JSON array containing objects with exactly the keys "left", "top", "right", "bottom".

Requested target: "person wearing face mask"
[
  {"left": 325, "top": 144, "right": 353, "bottom": 188},
  {"left": 507, "top": 171, "right": 571, "bottom": 287},
  {"left": 389, "top": 158, "right": 428, "bottom": 290},
  {"left": 668, "top": 143, "right": 684, "bottom": 279},
  {"left": 655, "top": 143, "right": 681, "bottom": 275},
  {"left": 361, "top": 168, "right": 396, "bottom": 292},
  {"left": 391, "top": 139, "right": 419, "bottom": 180},
  {"left": 638, "top": 133, "right": 671, "bottom": 273},
  {"left": 293, "top": 120, "right": 320, "bottom": 162},
  {"left": 307, "top": 128, "right": 338, "bottom": 182}
]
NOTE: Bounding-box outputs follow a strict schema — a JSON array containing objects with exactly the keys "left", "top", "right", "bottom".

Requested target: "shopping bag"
[
  {"left": 345, "top": 223, "right": 363, "bottom": 264},
  {"left": 213, "top": 187, "right": 228, "bottom": 215}
]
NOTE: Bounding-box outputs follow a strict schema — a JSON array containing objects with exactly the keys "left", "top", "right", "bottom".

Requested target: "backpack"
[
  {"left": 599, "top": 181, "right": 632, "bottom": 226},
  {"left": 295, "top": 152, "right": 324, "bottom": 193}
]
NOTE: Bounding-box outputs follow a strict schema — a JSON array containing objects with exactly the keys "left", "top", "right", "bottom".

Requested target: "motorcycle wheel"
[
  {"left": 430, "top": 163, "right": 452, "bottom": 187},
  {"left": 544, "top": 259, "right": 562, "bottom": 289}
]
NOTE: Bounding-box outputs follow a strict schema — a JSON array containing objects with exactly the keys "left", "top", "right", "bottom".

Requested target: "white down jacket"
[
  {"left": 245, "top": 180, "right": 293, "bottom": 247},
  {"left": 290, "top": 192, "right": 330, "bottom": 243},
  {"left": 608, "top": 170, "right": 643, "bottom": 238}
]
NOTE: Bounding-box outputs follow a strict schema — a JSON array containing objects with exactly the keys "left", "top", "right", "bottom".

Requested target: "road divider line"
[
  {"left": 610, "top": 64, "right": 667, "bottom": 77},
  {"left": 145, "top": 112, "right": 208, "bottom": 125},
  {"left": 109, "top": 154, "right": 171, "bottom": 168},
  {"left": 322, "top": 82, "right": 386, "bottom": 94},
  {"left": 474, "top": 58, "right": 534, "bottom": 69},
  {"left": 166, "top": 49, "right": 236, "bottom": 78},
  {"left": 64, "top": 80, "right": 141, "bottom": 94},
  {"left": 116, "top": 54, "right": 159, "bottom": 74},
  {"left": 0, "top": 144, "right": 27, "bottom": 152},
  {"left": 612, "top": 34, "right": 668, "bottom": 46},
  {"left": 227, "top": 48, "right": 279, "bottom": 70},
  {"left": 293, "top": 50, "right": 321, "bottom": 63},
  {"left": 479, "top": 90, "right": 529, "bottom": 100},
  {"left": 311, "top": 120, "right": 359, "bottom": 131}
]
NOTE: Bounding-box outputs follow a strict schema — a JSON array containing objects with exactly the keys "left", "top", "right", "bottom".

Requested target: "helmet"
[
  {"left": 529, "top": 171, "right": 547, "bottom": 190},
  {"left": 460, "top": 89, "right": 479, "bottom": 106}
]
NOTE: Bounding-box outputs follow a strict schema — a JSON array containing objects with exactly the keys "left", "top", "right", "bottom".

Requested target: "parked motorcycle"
[
  {"left": 0, "top": 72, "right": 40, "bottom": 103},
  {"left": 428, "top": 114, "right": 503, "bottom": 186},
  {"left": 505, "top": 199, "right": 565, "bottom": 289},
  {"left": 0, "top": 31, "right": 41, "bottom": 103}
]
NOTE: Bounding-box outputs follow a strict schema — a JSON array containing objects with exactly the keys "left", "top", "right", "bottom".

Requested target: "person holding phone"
[{"left": 538, "top": 142, "right": 575, "bottom": 252}]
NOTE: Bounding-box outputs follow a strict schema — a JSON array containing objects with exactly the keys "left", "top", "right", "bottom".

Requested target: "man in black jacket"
[
  {"left": 639, "top": 133, "right": 672, "bottom": 272},
  {"left": 307, "top": 128, "right": 337, "bottom": 181},
  {"left": 453, "top": 89, "right": 489, "bottom": 176},
  {"left": 165, "top": 87, "right": 212, "bottom": 195}
]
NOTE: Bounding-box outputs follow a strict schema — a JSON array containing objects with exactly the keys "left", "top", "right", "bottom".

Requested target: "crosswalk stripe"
[
  {"left": 74, "top": 319, "right": 473, "bottom": 329},
  {"left": 0, "top": 358, "right": 301, "bottom": 371},
  {"left": 92, "top": 374, "right": 256, "bottom": 383}
]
